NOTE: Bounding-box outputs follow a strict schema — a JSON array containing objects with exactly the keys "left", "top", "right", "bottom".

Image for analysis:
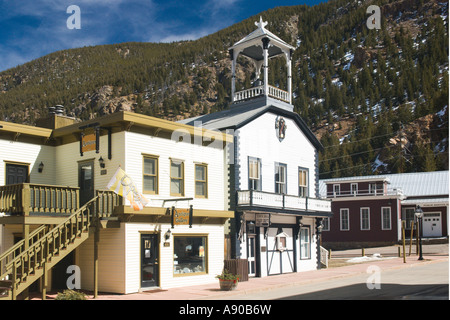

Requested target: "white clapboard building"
[
  {"left": 0, "top": 110, "right": 233, "bottom": 298},
  {"left": 181, "top": 18, "right": 332, "bottom": 277}
]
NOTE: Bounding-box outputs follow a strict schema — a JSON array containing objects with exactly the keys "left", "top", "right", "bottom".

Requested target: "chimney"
[{"left": 35, "top": 105, "right": 79, "bottom": 129}]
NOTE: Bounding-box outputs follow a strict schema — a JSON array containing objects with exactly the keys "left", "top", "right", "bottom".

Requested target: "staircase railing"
[
  {"left": 1, "top": 196, "right": 99, "bottom": 299},
  {"left": 0, "top": 225, "right": 48, "bottom": 278}
]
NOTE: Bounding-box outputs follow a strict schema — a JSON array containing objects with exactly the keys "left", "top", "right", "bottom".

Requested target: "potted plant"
[{"left": 216, "top": 269, "right": 239, "bottom": 291}]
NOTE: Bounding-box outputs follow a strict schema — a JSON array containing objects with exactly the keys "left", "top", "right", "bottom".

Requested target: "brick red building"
[{"left": 319, "top": 171, "right": 448, "bottom": 250}]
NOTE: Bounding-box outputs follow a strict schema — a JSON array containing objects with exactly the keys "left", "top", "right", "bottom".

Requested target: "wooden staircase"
[{"left": 0, "top": 196, "right": 99, "bottom": 300}]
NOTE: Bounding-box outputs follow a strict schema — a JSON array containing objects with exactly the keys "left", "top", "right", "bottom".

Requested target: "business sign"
[
  {"left": 171, "top": 206, "right": 193, "bottom": 228},
  {"left": 79, "top": 124, "right": 100, "bottom": 156},
  {"left": 81, "top": 132, "right": 96, "bottom": 153},
  {"left": 255, "top": 213, "right": 270, "bottom": 227}
]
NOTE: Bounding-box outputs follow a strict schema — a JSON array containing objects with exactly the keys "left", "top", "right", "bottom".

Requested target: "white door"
[
  {"left": 422, "top": 212, "right": 442, "bottom": 237},
  {"left": 247, "top": 235, "right": 256, "bottom": 277}
]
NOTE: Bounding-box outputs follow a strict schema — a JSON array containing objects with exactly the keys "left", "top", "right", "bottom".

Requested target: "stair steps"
[{"left": 0, "top": 196, "right": 99, "bottom": 300}]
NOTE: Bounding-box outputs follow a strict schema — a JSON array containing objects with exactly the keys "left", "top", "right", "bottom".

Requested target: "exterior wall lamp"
[
  {"left": 38, "top": 162, "right": 44, "bottom": 173},
  {"left": 164, "top": 229, "right": 172, "bottom": 241},
  {"left": 415, "top": 205, "right": 424, "bottom": 260},
  {"left": 98, "top": 156, "right": 105, "bottom": 168}
]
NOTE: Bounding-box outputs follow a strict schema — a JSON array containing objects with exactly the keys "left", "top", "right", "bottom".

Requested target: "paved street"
[{"left": 215, "top": 260, "right": 448, "bottom": 300}]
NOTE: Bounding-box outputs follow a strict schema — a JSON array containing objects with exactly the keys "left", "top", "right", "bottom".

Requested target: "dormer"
[{"left": 229, "top": 17, "right": 295, "bottom": 108}]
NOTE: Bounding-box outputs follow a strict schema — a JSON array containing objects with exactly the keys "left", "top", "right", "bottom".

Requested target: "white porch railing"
[
  {"left": 236, "top": 190, "right": 331, "bottom": 213},
  {"left": 320, "top": 246, "right": 329, "bottom": 268},
  {"left": 234, "top": 85, "right": 290, "bottom": 103}
]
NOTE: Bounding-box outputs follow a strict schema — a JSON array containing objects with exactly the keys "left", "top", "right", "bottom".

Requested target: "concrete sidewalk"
[
  {"left": 31, "top": 244, "right": 447, "bottom": 300},
  {"left": 89, "top": 248, "right": 448, "bottom": 300}
]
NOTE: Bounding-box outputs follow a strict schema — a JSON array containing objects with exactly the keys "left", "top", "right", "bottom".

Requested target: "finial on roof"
[{"left": 255, "top": 16, "right": 268, "bottom": 29}]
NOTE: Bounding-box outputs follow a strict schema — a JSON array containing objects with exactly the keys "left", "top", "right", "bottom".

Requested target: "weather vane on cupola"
[
  {"left": 255, "top": 16, "right": 268, "bottom": 29},
  {"left": 228, "top": 16, "right": 295, "bottom": 106}
]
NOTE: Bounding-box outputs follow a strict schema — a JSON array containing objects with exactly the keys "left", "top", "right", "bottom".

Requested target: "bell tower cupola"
[{"left": 229, "top": 17, "right": 295, "bottom": 108}]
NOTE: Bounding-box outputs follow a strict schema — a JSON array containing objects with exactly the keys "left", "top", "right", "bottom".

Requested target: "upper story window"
[
  {"left": 275, "top": 163, "right": 287, "bottom": 194},
  {"left": 170, "top": 159, "right": 184, "bottom": 196},
  {"left": 298, "top": 167, "right": 308, "bottom": 197},
  {"left": 333, "top": 184, "right": 340, "bottom": 196},
  {"left": 248, "top": 157, "right": 261, "bottom": 191},
  {"left": 143, "top": 155, "right": 158, "bottom": 194},
  {"left": 351, "top": 183, "right": 358, "bottom": 195},
  {"left": 195, "top": 164, "right": 208, "bottom": 198}
]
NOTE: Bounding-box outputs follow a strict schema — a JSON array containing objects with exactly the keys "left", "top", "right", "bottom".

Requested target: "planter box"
[{"left": 219, "top": 279, "right": 238, "bottom": 291}]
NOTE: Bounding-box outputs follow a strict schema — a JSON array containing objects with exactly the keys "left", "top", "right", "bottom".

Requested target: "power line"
[
  {"left": 320, "top": 124, "right": 448, "bottom": 150},
  {"left": 319, "top": 151, "right": 448, "bottom": 177},
  {"left": 319, "top": 138, "right": 447, "bottom": 163}
]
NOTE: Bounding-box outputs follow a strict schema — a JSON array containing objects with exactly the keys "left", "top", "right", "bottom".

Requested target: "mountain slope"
[{"left": 0, "top": 0, "right": 448, "bottom": 177}]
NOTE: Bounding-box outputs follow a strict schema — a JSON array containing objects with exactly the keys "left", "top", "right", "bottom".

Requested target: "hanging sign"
[
  {"left": 255, "top": 213, "right": 270, "bottom": 227},
  {"left": 79, "top": 123, "right": 100, "bottom": 156},
  {"left": 171, "top": 205, "right": 193, "bottom": 228},
  {"left": 81, "top": 132, "right": 96, "bottom": 153}
]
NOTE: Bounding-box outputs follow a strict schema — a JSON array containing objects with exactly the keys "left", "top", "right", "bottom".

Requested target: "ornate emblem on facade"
[{"left": 275, "top": 116, "right": 287, "bottom": 141}]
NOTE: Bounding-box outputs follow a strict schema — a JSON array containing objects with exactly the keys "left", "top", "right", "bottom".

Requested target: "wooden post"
[
  {"left": 93, "top": 220, "right": 99, "bottom": 298},
  {"left": 409, "top": 221, "right": 414, "bottom": 256},
  {"left": 41, "top": 261, "right": 47, "bottom": 300},
  {"left": 402, "top": 221, "right": 406, "bottom": 263}
]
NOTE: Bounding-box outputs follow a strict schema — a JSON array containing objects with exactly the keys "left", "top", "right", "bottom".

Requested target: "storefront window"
[{"left": 173, "top": 236, "right": 207, "bottom": 276}]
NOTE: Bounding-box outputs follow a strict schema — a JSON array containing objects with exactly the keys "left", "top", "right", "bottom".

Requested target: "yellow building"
[{"left": 0, "top": 109, "right": 233, "bottom": 299}]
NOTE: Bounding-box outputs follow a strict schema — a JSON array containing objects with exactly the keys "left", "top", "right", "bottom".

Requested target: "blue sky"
[{"left": 0, "top": 0, "right": 327, "bottom": 72}]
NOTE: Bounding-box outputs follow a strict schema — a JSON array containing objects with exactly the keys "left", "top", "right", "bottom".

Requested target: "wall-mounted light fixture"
[
  {"left": 98, "top": 156, "right": 105, "bottom": 168},
  {"left": 164, "top": 229, "right": 172, "bottom": 241},
  {"left": 38, "top": 162, "right": 44, "bottom": 173}
]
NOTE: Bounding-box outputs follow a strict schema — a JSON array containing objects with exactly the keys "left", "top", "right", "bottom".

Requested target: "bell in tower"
[{"left": 228, "top": 17, "right": 295, "bottom": 106}]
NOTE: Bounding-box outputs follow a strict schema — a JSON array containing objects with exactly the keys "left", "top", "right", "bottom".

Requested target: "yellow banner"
[{"left": 107, "top": 167, "right": 148, "bottom": 211}]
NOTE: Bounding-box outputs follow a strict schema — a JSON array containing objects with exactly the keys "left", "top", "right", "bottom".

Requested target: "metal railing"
[
  {"left": 236, "top": 190, "right": 331, "bottom": 212},
  {"left": 0, "top": 183, "right": 79, "bottom": 216}
]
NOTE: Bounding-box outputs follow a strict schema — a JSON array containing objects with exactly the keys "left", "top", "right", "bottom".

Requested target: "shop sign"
[
  {"left": 171, "top": 206, "right": 193, "bottom": 228},
  {"left": 255, "top": 213, "right": 270, "bottom": 227},
  {"left": 81, "top": 132, "right": 96, "bottom": 153}
]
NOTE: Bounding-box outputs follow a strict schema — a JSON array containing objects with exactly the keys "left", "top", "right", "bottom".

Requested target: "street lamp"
[{"left": 415, "top": 205, "right": 424, "bottom": 260}]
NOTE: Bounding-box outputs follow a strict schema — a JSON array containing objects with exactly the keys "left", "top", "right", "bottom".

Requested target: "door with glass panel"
[
  {"left": 247, "top": 235, "right": 256, "bottom": 277},
  {"left": 78, "top": 161, "right": 94, "bottom": 205},
  {"left": 141, "top": 233, "right": 159, "bottom": 288}
]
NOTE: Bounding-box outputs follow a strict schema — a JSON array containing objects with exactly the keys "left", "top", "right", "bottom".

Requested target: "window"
[
  {"left": 298, "top": 168, "right": 308, "bottom": 197},
  {"left": 351, "top": 183, "right": 358, "bottom": 195},
  {"left": 143, "top": 155, "right": 158, "bottom": 194},
  {"left": 322, "top": 217, "right": 330, "bottom": 231},
  {"left": 275, "top": 163, "right": 287, "bottom": 194},
  {"left": 300, "top": 227, "right": 310, "bottom": 259},
  {"left": 382, "top": 207, "right": 391, "bottom": 230},
  {"left": 340, "top": 208, "right": 349, "bottom": 231},
  {"left": 173, "top": 235, "right": 207, "bottom": 276},
  {"left": 360, "top": 207, "right": 370, "bottom": 230},
  {"left": 195, "top": 164, "right": 208, "bottom": 198},
  {"left": 248, "top": 157, "right": 261, "bottom": 191},
  {"left": 170, "top": 160, "right": 184, "bottom": 196},
  {"left": 333, "top": 184, "right": 340, "bottom": 196},
  {"left": 403, "top": 208, "right": 415, "bottom": 230}
]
